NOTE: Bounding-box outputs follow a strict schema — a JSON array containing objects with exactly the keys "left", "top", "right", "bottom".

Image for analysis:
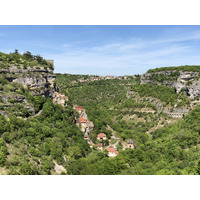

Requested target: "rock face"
[
  {"left": 2, "top": 65, "right": 57, "bottom": 98},
  {"left": 175, "top": 71, "right": 200, "bottom": 99},
  {"left": 141, "top": 70, "right": 200, "bottom": 99}
]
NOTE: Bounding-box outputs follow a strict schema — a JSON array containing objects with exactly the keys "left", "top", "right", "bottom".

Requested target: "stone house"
[
  {"left": 53, "top": 92, "right": 68, "bottom": 106},
  {"left": 97, "top": 133, "right": 107, "bottom": 140},
  {"left": 73, "top": 105, "right": 85, "bottom": 115},
  {"left": 127, "top": 139, "right": 134, "bottom": 149},
  {"left": 87, "top": 121, "right": 94, "bottom": 131},
  {"left": 74, "top": 105, "right": 94, "bottom": 134},
  {"left": 76, "top": 117, "right": 87, "bottom": 133},
  {"left": 105, "top": 146, "right": 119, "bottom": 157}
]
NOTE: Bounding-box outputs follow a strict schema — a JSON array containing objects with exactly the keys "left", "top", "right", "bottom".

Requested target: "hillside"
[
  {"left": 0, "top": 51, "right": 89, "bottom": 175},
  {"left": 55, "top": 68, "right": 200, "bottom": 175},
  {"left": 142, "top": 65, "right": 200, "bottom": 99},
  {"left": 1, "top": 53, "right": 200, "bottom": 175}
]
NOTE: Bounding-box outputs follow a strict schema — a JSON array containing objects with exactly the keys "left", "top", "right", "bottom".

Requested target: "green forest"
[
  {"left": 54, "top": 74, "right": 200, "bottom": 175},
  {"left": 0, "top": 50, "right": 53, "bottom": 70},
  {"left": 147, "top": 65, "right": 200, "bottom": 73}
]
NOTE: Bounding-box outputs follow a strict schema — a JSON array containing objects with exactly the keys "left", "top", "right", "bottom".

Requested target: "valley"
[{"left": 1, "top": 51, "right": 200, "bottom": 174}]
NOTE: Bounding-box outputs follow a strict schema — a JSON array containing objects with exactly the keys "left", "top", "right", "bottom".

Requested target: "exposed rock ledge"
[{"left": 141, "top": 70, "right": 200, "bottom": 99}]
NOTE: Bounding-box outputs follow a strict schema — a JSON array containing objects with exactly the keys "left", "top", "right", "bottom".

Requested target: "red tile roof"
[
  {"left": 79, "top": 117, "right": 87, "bottom": 123},
  {"left": 75, "top": 106, "right": 84, "bottom": 111},
  {"left": 97, "top": 133, "right": 107, "bottom": 138},
  {"left": 105, "top": 147, "right": 119, "bottom": 155}
]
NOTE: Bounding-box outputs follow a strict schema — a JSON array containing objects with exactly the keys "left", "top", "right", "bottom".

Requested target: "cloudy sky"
[{"left": 0, "top": 25, "right": 200, "bottom": 75}]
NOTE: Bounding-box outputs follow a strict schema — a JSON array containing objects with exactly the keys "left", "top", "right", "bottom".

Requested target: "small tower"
[{"left": 127, "top": 139, "right": 134, "bottom": 149}]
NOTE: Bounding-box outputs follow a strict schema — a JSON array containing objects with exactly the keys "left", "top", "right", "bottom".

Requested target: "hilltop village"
[{"left": 70, "top": 75, "right": 136, "bottom": 84}]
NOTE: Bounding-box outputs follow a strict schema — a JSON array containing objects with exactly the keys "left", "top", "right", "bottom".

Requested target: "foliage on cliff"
[
  {"left": 0, "top": 50, "right": 53, "bottom": 70},
  {"left": 147, "top": 65, "right": 200, "bottom": 73},
  {"left": 0, "top": 98, "right": 90, "bottom": 175}
]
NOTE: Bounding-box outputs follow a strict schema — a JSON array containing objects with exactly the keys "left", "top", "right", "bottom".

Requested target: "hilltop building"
[
  {"left": 127, "top": 139, "right": 134, "bottom": 149},
  {"left": 73, "top": 105, "right": 85, "bottom": 115},
  {"left": 105, "top": 146, "right": 119, "bottom": 157},
  {"left": 74, "top": 104, "right": 94, "bottom": 134},
  {"left": 97, "top": 133, "right": 107, "bottom": 140},
  {"left": 53, "top": 92, "right": 68, "bottom": 106}
]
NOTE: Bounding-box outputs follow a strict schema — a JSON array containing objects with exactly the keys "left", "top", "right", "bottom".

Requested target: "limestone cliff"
[
  {"left": 1, "top": 65, "right": 57, "bottom": 98},
  {"left": 141, "top": 69, "right": 200, "bottom": 99}
]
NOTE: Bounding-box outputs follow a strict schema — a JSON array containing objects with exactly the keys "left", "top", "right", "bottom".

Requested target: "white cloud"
[{"left": 45, "top": 29, "right": 200, "bottom": 75}]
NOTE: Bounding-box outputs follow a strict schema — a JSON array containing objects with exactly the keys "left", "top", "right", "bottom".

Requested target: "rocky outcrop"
[
  {"left": 2, "top": 65, "right": 57, "bottom": 98},
  {"left": 0, "top": 94, "right": 27, "bottom": 103},
  {"left": 0, "top": 65, "right": 53, "bottom": 74},
  {"left": 141, "top": 70, "right": 200, "bottom": 99},
  {"left": 175, "top": 71, "right": 200, "bottom": 98}
]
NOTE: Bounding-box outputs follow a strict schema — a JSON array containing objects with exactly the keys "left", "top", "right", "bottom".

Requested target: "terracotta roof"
[
  {"left": 75, "top": 106, "right": 84, "bottom": 111},
  {"left": 79, "top": 117, "right": 87, "bottom": 123},
  {"left": 97, "top": 133, "right": 107, "bottom": 138},
  {"left": 105, "top": 147, "right": 119, "bottom": 154}
]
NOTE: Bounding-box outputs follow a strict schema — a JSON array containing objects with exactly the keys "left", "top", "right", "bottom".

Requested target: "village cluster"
[
  {"left": 73, "top": 104, "right": 135, "bottom": 157},
  {"left": 53, "top": 92, "right": 69, "bottom": 106},
  {"left": 52, "top": 94, "right": 135, "bottom": 157},
  {"left": 71, "top": 75, "right": 136, "bottom": 84}
]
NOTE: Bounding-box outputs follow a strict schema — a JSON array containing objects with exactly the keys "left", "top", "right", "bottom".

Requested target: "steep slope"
[
  {"left": 141, "top": 65, "right": 200, "bottom": 99},
  {"left": 0, "top": 51, "right": 60, "bottom": 118},
  {"left": 0, "top": 51, "right": 89, "bottom": 175},
  {"left": 55, "top": 73, "right": 200, "bottom": 175}
]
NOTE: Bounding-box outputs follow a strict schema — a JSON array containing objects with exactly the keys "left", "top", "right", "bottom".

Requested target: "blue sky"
[{"left": 1, "top": 25, "right": 200, "bottom": 75}]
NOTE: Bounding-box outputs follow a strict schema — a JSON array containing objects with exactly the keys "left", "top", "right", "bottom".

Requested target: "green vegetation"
[
  {"left": 132, "top": 83, "right": 178, "bottom": 105},
  {"left": 64, "top": 105, "right": 200, "bottom": 175},
  {"left": 0, "top": 99, "right": 91, "bottom": 174},
  {"left": 147, "top": 71, "right": 179, "bottom": 83},
  {"left": 1, "top": 59, "right": 200, "bottom": 175},
  {"left": 0, "top": 50, "right": 53, "bottom": 70},
  {"left": 53, "top": 73, "right": 200, "bottom": 175},
  {"left": 147, "top": 65, "right": 200, "bottom": 73}
]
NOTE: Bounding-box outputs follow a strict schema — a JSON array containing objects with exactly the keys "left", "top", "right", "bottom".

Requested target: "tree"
[
  {"left": 34, "top": 55, "right": 43, "bottom": 63},
  {"left": 0, "top": 152, "right": 6, "bottom": 166},
  {"left": 20, "top": 162, "right": 34, "bottom": 175},
  {"left": 23, "top": 51, "right": 33, "bottom": 60},
  {"left": 0, "top": 115, "right": 8, "bottom": 134},
  {"left": 14, "top": 49, "right": 19, "bottom": 55},
  {"left": 67, "top": 146, "right": 82, "bottom": 160},
  {"left": 42, "top": 99, "right": 55, "bottom": 117}
]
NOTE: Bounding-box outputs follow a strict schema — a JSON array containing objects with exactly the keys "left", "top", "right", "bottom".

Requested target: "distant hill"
[
  {"left": 147, "top": 65, "right": 200, "bottom": 73},
  {"left": 0, "top": 51, "right": 89, "bottom": 175}
]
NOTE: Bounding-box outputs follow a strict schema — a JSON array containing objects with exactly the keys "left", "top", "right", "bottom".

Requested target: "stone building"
[
  {"left": 127, "top": 139, "right": 134, "bottom": 149},
  {"left": 53, "top": 92, "right": 68, "bottom": 106},
  {"left": 105, "top": 146, "right": 119, "bottom": 157},
  {"left": 97, "top": 133, "right": 107, "bottom": 140}
]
